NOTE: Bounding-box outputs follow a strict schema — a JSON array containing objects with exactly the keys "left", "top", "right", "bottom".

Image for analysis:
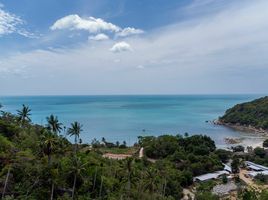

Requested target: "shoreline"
[
  {"left": 213, "top": 119, "right": 268, "bottom": 148},
  {"left": 213, "top": 119, "right": 268, "bottom": 136}
]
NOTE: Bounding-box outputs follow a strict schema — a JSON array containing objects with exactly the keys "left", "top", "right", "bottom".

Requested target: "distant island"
[{"left": 216, "top": 96, "right": 268, "bottom": 134}]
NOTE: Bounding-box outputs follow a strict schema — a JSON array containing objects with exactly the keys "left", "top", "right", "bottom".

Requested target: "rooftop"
[
  {"left": 245, "top": 161, "right": 268, "bottom": 171},
  {"left": 248, "top": 170, "right": 268, "bottom": 177},
  {"left": 223, "top": 164, "right": 232, "bottom": 172},
  {"left": 194, "top": 170, "right": 229, "bottom": 182}
]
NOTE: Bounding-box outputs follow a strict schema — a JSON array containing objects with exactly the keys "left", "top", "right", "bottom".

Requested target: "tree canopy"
[{"left": 220, "top": 96, "right": 268, "bottom": 130}]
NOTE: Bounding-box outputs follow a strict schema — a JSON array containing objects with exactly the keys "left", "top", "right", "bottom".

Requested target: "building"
[
  {"left": 245, "top": 161, "right": 268, "bottom": 171},
  {"left": 194, "top": 163, "right": 232, "bottom": 182},
  {"left": 245, "top": 161, "right": 268, "bottom": 178},
  {"left": 248, "top": 170, "right": 268, "bottom": 178},
  {"left": 194, "top": 170, "right": 229, "bottom": 182},
  {"left": 223, "top": 163, "right": 232, "bottom": 173}
]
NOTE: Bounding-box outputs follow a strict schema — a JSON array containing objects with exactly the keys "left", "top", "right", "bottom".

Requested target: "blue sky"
[{"left": 0, "top": 0, "right": 268, "bottom": 95}]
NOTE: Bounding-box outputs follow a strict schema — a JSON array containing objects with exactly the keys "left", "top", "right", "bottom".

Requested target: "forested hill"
[{"left": 219, "top": 96, "right": 268, "bottom": 130}]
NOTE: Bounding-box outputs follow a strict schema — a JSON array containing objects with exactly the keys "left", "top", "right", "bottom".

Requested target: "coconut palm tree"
[
  {"left": 142, "top": 167, "right": 159, "bottom": 193},
  {"left": 67, "top": 122, "right": 83, "bottom": 154},
  {"left": 1, "top": 148, "right": 16, "bottom": 199},
  {"left": 46, "top": 115, "right": 63, "bottom": 135},
  {"left": 40, "top": 130, "right": 60, "bottom": 199},
  {"left": 2, "top": 165, "right": 11, "bottom": 199},
  {"left": 120, "top": 157, "right": 138, "bottom": 199},
  {"left": 49, "top": 162, "right": 60, "bottom": 200},
  {"left": 41, "top": 131, "right": 58, "bottom": 165},
  {"left": 69, "top": 157, "right": 87, "bottom": 200},
  {"left": 17, "top": 104, "right": 31, "bottom": 126},
  {"left": 126, "top": 157, "right": 133, "bottom": 197}
]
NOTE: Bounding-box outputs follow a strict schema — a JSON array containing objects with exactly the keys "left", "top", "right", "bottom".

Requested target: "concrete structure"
[{"left": 212, "top": 182, "right": 237, "bottom": 196}]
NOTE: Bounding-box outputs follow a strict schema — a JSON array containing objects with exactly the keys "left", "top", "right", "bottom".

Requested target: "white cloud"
[
  {"left": 116, "top": 27, "right": 144, "bottom": 37},
  {"left": 50, "top": 14, "right": 120, "bottom": 33},
  {"left": 110, "top": 41, "right": 132, "bottom": 53},
  {"left": 0, "top": 6, "right": 23, "bottom": 35},
  {"left": 89, "top": 33, "right": 109, "bottom": 41},
  {"left": 0, "top": 4, "right": 34, "bottom": 38},
  {"left": 1, "top": 0, "right": 268, "bottom": 95},
  {"left": 51, "top": 14, "right": 144, "bottom": 40}
]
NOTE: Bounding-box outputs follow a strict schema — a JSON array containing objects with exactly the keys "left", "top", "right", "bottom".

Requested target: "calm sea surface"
[{"left": 0, "top": 95, "right": 265, "bottom": 147}]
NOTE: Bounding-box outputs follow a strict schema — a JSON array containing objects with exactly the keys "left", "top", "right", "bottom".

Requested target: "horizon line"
[{"left": 0, "top": 93, "right": 267, "bottom": 97}]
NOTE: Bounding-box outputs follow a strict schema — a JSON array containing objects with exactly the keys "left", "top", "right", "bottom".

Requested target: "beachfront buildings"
[{"left": 245, "top": 161, "right": 268, "bottom": 177}]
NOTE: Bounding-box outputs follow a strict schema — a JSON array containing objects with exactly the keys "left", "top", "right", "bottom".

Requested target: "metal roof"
[
  {"left": 248, "top": 170, "right": 268, "bottom": 177},
  {"left": 245, "top": 161, "right": 268, "bottom": 171},
  {"left": 194, "top": 170, "right": 229, "bottom": 181},
  {"left": 223, "top": 164, "right": 232, "bottom": 172}
]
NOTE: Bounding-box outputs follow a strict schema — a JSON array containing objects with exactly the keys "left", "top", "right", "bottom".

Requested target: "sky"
[{"left": 0, "top": 0, "right": 268, "bottom": 95}]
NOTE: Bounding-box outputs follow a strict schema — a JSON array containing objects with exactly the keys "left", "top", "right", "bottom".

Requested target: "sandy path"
[
  {"left": 139, "top": 147, "right": 144, "bottom": 158},
  {"left": 239, "top": 169, "right": 268, "bottom": 191}
]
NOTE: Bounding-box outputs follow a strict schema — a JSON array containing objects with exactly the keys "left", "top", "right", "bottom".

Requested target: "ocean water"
[{"left": 0, "top": 95, "right": 264, "bottom": 147}]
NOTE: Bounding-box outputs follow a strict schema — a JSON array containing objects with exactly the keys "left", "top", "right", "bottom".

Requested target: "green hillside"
[{"left": 220, "top": 96, "right": 268, "bottom": 130}]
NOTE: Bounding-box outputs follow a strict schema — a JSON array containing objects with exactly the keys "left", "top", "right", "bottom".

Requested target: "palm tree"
[
  {"left": 126, "top": 157, "right": 133, "bottom": 197},
  {"left": 40, "top": 130, "right": 60, "bottom": 199},
  {"left": 69, "top": 157, "right": 87, "bottom": 200},
  {"left": 46, "top": 115, "right": 63, "bottom": 135},
  {"left": 17, "top": 104, "right": 31, "bottom": 126},
  {"left": 49, "top": 162, "right": 60, "bottom": 200},
  {"left": 67, "top": 122, "right": 83, "bottom": 154},
  {"left": 142, "top": 167, "right": 159, "bottom": 193},
  {"left": 1, "top": 148, "right": 16, "bottom": 199},
  {"left": 121, "top": 157, "right": 137, "bottom": 199},
  {"left": 2, "top": 165, "right": 11, "bottom": 199},
  {"left": 41, "top": 131, "right": 58, "bottom": 165}
]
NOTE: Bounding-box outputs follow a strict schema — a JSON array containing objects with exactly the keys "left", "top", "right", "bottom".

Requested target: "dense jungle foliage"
[{"left": 220, "top": 96, "right": 268, "bottom": 130}]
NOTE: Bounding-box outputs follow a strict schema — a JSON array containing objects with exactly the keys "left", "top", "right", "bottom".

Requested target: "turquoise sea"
[{"left": 0, "top": 95, "right": 265, "bottom": 147}]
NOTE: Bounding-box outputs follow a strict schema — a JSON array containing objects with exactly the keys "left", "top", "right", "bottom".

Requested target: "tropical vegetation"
[
  {"left": 219, "top": 96, "right": 268, "bottom": 130},
  {"left": 1, "top": 102, "right": 268, "bottom": 199}
]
